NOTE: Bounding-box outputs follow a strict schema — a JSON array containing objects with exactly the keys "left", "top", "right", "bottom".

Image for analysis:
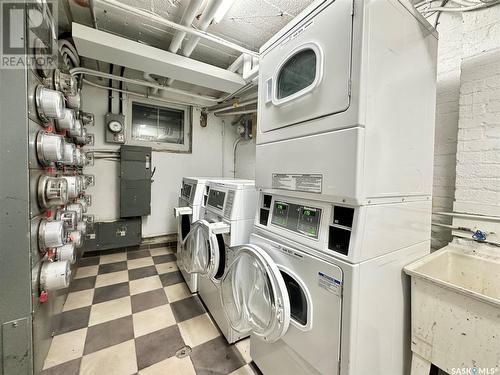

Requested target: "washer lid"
[
  {"left": 180, "top": 220, "right": 220, "bottom": 281},
  {"left": 220, "top": 244, "right": 291, "bottom": 343}
]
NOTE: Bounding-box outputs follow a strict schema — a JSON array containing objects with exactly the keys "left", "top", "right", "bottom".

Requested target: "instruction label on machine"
[
  {"left": 318, "top": 272, "right": 342, "bottom": 296},
  {"left": 272, "top": 174, "right": 322, "bottom": 194}
]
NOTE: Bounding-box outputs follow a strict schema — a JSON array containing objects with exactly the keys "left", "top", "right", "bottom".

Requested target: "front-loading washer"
[
  {"left": 178, "top": 179, "right": 258, "bottom": 344},
  {"left": 256, "top": 0, "right": 437, "bottom": 203},
  {"left": 215, "top": 191, "right": 431, "bottom": 374},
  {"left": 174, "top": 177, "right": 231, "bottom": 293}
]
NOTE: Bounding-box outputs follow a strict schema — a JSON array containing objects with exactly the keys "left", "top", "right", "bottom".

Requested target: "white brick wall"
[
  {"left": 430, "top": 8, "right": 500, "bottom": 249},
  {"left": 454, "top": 49, "right": 500, "bottom": 228}
]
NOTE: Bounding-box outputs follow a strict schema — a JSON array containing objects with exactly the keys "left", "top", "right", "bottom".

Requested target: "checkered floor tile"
[{"left": 41, "top": 246, "right": 259, "bottom": 375}]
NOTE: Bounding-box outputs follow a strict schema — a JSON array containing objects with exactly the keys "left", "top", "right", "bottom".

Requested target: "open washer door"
[
  {"left": 180, "top": 220, "right": 228, "bottom": 283},
  {"left": 220, "top": 244, "right": 291, "bottom": 343}
]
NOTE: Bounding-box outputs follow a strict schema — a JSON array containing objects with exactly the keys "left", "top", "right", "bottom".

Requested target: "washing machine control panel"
[{"left": 271, "top": 200, "right": 321, "bottom": 239}]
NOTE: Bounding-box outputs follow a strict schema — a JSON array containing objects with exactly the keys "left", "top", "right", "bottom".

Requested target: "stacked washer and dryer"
[
  {"left": 209, "top": 1, "right": 436, "bottom": 374},
  {"left": 175, "top": 0, "right": 437, "bottom": 374}
]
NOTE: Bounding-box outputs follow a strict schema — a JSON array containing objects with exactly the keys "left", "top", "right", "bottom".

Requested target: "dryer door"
[
  {"left": 259, "top": 0, "right": 353, "bottom": 132},
  {"left": 181, "top": 220, "right": 222, "bottom": 282},
  {"left": 220, "top": 244, "right": 291, "bottom": 343}
]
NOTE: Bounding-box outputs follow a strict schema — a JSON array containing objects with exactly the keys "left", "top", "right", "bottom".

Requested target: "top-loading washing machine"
[
  {"left": 256, "top": 0, "right": 438, "bottom": 204},
  {"left": 215, "top": 190, "right": 432, "bottom": 374},
  {"left": 174, "top": 176, "right": 232, "bottom": 293},
  {"left": 178, "top": 179, "right": 258, "bottom": 343}
]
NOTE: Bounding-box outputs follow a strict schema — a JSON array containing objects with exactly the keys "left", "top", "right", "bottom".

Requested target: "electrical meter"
[
  {"left": 68, "top": 119, "right": 83, "bottom": 138},
  {"left": 76, "top": 196, "right": 90, "bottom": 212},
  {"left": 61, "top": 142, "right": 76, "bottom": 166},
  {"left": 74, "top": 127, "right": 88, "bottom": 145},
  {"left": 37, "top": 175, "right": 69, "bottom": 208},
  {"left": 76, "top": 220, "right": 87, "bottom": 235},
  {"left": 55, "top": 108, "right": 76, "bottom": 132},
  {"left": 35, "top": 85, "right": 65, "bottom": 123},
  {"left": 36, "top": 131, "right": 64, "bottom": 165},
  {"left": 55, "top": 242, "right": 76, "bottom": 264},
  {"left": 45, "top": 69, "right": 78, "bottom": 96},
  {"left": 74, "top": 148, "right": 88, "bottom": 167},
  {"left": 60, "top": 176, "right": 82, "bottom": 199},
  {"left": 65, "top": 203, "right": 83, "bottom": 221},
  {"left": 56, "top": 209, "right": 78, "bottom": 230},
  {"left": 66, "top": 90, "right": 82, "bottom": 110},
  {"left": 68, "top": 230, "right": 83, "bottom": 248},
  {"left": 38, "top": 219, "right": 66, "bottom": 251},
  {"left": 39, "top": 261, "right": 70, "bottom": 291}
]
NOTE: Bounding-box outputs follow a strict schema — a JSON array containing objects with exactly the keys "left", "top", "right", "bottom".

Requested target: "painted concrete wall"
[
  {"left": 431, "top": 8, "right": 500, "bottom": 249},
  {"left": 82, "top": 84, "right": 247, "bottom": 237}
]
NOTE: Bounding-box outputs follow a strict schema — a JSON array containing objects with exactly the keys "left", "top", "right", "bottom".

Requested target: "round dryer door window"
[
  {"left": 220, "top": 244, "right": 291, "bottom": 343},
  {"left": 181, "top": 220, "right": 220, "bottom": 280}
]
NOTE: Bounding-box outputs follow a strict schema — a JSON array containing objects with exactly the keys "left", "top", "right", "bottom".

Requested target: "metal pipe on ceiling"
[
  {"left": 96, "top": 0, "right": 258, "bottom": 58},
  {"left": 71, "top": 67, "right": 219, "bottom": 104},
  {"left": 165, "top": 0, "right": 205, "bottom": 86},
  {"left": 181, "top": 0, "right": 224, "bottom": 57}
]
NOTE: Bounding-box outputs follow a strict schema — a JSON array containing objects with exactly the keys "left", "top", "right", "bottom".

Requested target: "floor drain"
[{"left": 176, "top": 346, "right": 192, "bottom": 358}]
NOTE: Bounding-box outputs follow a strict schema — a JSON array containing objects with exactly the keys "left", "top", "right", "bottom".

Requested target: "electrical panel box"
[
  {"left": 82, "top": 218, "right": 142, "bottom": 252},
  {"left": 120, "top": 145, "right": 152, "bottom": 217},
  {"left": 105, "top": 113, "right": 125, "bottom": 143}
]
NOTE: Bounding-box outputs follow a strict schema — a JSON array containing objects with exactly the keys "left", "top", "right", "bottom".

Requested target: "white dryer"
[
  {"left": 215, "top": 191, "right": 430, "bottom": 374},
  {"left": 256, "top": 0, "right": 437, "bottom": 204},
  {"left": 174, "top": 177, "right": 230, "bottom": 293},
  {"left": 178, "top": 180, "right": 257, "bottom": 343}
]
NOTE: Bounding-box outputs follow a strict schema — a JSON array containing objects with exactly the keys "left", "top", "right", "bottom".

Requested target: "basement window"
[{"left": 128, "top": 98, "right": 191, "bottom": 152}]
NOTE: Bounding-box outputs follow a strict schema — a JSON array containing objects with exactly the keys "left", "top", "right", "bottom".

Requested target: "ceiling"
[{"left": 59, "top": 0, "right": 315, "bottom": 69}]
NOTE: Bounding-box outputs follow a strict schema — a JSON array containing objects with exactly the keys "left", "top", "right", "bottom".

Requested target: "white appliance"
[
  {"left": 216, "top": 191, "right": 431, "bottom": 374},
  {"left": 174, "top": 177, "right": 230, "bottom": 293},
  {"left": 179, "top": 180, "right": 257, "bottom": 343},
  {"left": 256, "top": 0, "right": 438, "bottom": 204}
]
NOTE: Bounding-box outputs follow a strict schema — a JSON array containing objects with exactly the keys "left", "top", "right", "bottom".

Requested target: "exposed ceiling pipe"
[
  {"left": 227, "top": 54, "right": 245, "bottom": 73},
  {"left": 164, "top": 0, "right": 204, "bottom": 87},
  {"left": 166, "top": 0, "right": 226, "bottom": 87},
  {"left": 143, "top": 72, "right": 159, "bottom": 95},
  {"left": 181, "top": 0, "right": 225, "bottom": 57},
  {"left": 169, "top": 0, "right": 204, "bottom": 54},
  {"left": 97, "top": 0, "right": 258, "bottom": 57}
]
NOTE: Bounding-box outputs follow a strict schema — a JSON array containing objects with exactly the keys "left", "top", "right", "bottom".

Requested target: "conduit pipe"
[
  {"left": 82, "top": 79, "right": 211, "bottom": 107},
  {"left": 71, "top": 67, "right": 219, "bottom": 104}
]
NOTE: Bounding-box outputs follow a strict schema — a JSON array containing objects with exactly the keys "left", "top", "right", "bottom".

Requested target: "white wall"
[
  {"left": 430, "top": 8, "right": 500, "bottom": 249},
  {"left": 82, "top": 84, "right": 249, "bottom": 237}
]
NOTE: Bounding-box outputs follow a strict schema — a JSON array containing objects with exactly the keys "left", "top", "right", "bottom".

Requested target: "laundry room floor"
[{"left": 41, "top": 246, "right": 257, "bottom": 375}]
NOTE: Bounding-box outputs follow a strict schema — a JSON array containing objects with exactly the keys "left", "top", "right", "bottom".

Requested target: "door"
[
  {"left": 179, "top": 220, "right": 225, "bottom": 282},
  {"left": 220, "top": 244, "right": 291, "bottom": 343},
  {"left": 258, "top": 0, "right": 353, "bottom": 132}
]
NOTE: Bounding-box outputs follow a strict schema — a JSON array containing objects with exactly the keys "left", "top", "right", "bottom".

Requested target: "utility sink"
[{"left": 404, "top": 240, "right": 500, "bottom": 374}]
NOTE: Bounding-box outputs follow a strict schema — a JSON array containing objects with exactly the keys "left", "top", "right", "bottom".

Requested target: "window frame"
[
  {"left": 272, "top": 42, "right": 324, "bottom": 106},
  {"left": 126, "top": 96, "right": 192, "bottom": 153}
]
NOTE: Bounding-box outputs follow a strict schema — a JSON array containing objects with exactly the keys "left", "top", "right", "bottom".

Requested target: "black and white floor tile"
[{"left": 41, "top": 246, "right": 259, "bottom": 375}]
